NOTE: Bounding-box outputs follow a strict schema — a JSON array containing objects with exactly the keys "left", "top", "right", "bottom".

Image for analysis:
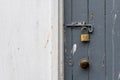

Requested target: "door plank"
[
  {"left": 72, "top": 0, "right": 89, "bottom": 80},
  {"left": 88, "top": 0, "right": 106, "bottom": 80},
  {"left": 72, "top": 0, "right": 88, "bottom": 22},
  {"left": 106, "top": 0, "right": 120, "bottom": 80},
  {"left": 72, "top": 29, "right": 89, "bottom": 80},
  {"left": 64, "top": 0, "right": 73, "bottom": 79},
  {"left": 64, "top": 28, "right": 73, "bottom": 80}
]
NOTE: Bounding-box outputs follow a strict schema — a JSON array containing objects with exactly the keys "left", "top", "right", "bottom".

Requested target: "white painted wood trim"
[
  {"left": 58, "top": 0, "right": 64, "bottom": 80},
  {"left": 51, "top": 0, "right": 64, "bottom": 80}
]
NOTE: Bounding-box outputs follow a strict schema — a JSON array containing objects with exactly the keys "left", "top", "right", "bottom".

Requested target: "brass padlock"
[{"left": 80, "top": 27, "right": 90, "bottom": 42}]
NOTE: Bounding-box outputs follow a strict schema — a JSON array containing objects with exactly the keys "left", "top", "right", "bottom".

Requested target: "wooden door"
[{"left": 64, "top": 0, "right": 120, "bottom": 80}]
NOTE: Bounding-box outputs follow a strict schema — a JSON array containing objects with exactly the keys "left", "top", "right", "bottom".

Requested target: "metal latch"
[{"left": 65, "top": 22, "right": 94, "bottom": 33}]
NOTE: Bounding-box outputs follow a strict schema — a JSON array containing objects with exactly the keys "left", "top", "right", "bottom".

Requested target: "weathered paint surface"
[
  {"left": 0, "top": 0, "right": 52, "bottom": 80},
  {"left": 64, "top": 0, "right": 120, "bottom": 80}
]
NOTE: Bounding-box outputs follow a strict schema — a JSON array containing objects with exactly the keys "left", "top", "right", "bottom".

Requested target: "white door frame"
[{"left": 51, "top": 0, "right": 64, "bottom": 80}]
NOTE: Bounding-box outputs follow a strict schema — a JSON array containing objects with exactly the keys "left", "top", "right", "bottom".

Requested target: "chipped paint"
[
  {"left": 89, "top": 13, "right": 94, "bottom": 20},
  {"left": 118, "top": 73, "right": 120, "bottom": 80},
  {"left": 102, "top": 55, "right": 105, "bottom": 68},
  {"left": 44, "top": 31, "right": 51, "bottom": 48},
  {"left": 65, "top": 49, "right": 67, "bottom": 53},
  {"left": 71, "top": 44, "right": 77, "bottom": 55},
  {"left": 114, "top": 14, "right": 117, "bottom": 20}
]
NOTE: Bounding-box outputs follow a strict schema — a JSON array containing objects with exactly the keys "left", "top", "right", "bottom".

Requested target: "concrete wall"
[{"left": 0, "top": 0, "right": 52, "bottom": 80}]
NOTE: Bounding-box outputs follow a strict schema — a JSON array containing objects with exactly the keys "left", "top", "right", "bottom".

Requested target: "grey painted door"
[{"left": 64, "top": 0, "right": 120, "bottom": 80}]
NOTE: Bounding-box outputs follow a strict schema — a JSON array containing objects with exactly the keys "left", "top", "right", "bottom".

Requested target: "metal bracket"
[{"left": 65, "top": 22, "right": 94, "bottom": 33}]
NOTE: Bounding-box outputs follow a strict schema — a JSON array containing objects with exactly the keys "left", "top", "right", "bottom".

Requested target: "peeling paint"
[
  {"left": 114, "top": 14, "right": 117, "bottom": 20},
  {"left": 71, "top": 44, "right": 77, "bottom": 55},
  {"left": 118, "top": 73, "right": 120, "bottom": 80},
  {"left": 102, "top": 55, "right": 105, "bottom": 68},
  {"left": 65, "top": 49, "right": 67, "bottom": 53},
  {"left": 44, "top": 31, "right": 51, "bottom": 48},
  {"left": 89, "top": 13, "right": 94, "bottom": 20}
]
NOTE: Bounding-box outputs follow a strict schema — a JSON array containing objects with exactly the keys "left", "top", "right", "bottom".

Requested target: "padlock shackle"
[{"left": 81, "top": 27, "right": 89, "bottom": 33}]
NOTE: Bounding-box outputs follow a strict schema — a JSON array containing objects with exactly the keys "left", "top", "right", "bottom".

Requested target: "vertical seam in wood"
[
  {"left": 87, "top": 0, "right": 90, "bottom": 80},
  {"left": 71, "top": 0, "right": 73, "bottom": 22},
  {"left": 104, "top": 0, "right": 107, "bottom": 80}
]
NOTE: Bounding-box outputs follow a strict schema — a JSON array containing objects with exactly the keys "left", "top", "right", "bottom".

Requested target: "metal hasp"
[
  {"left": 65, "top": 22, "right": 94, "bottom": 33},
  {"left": 66, "top": 22, "right": 94, "bottom": 42}
]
